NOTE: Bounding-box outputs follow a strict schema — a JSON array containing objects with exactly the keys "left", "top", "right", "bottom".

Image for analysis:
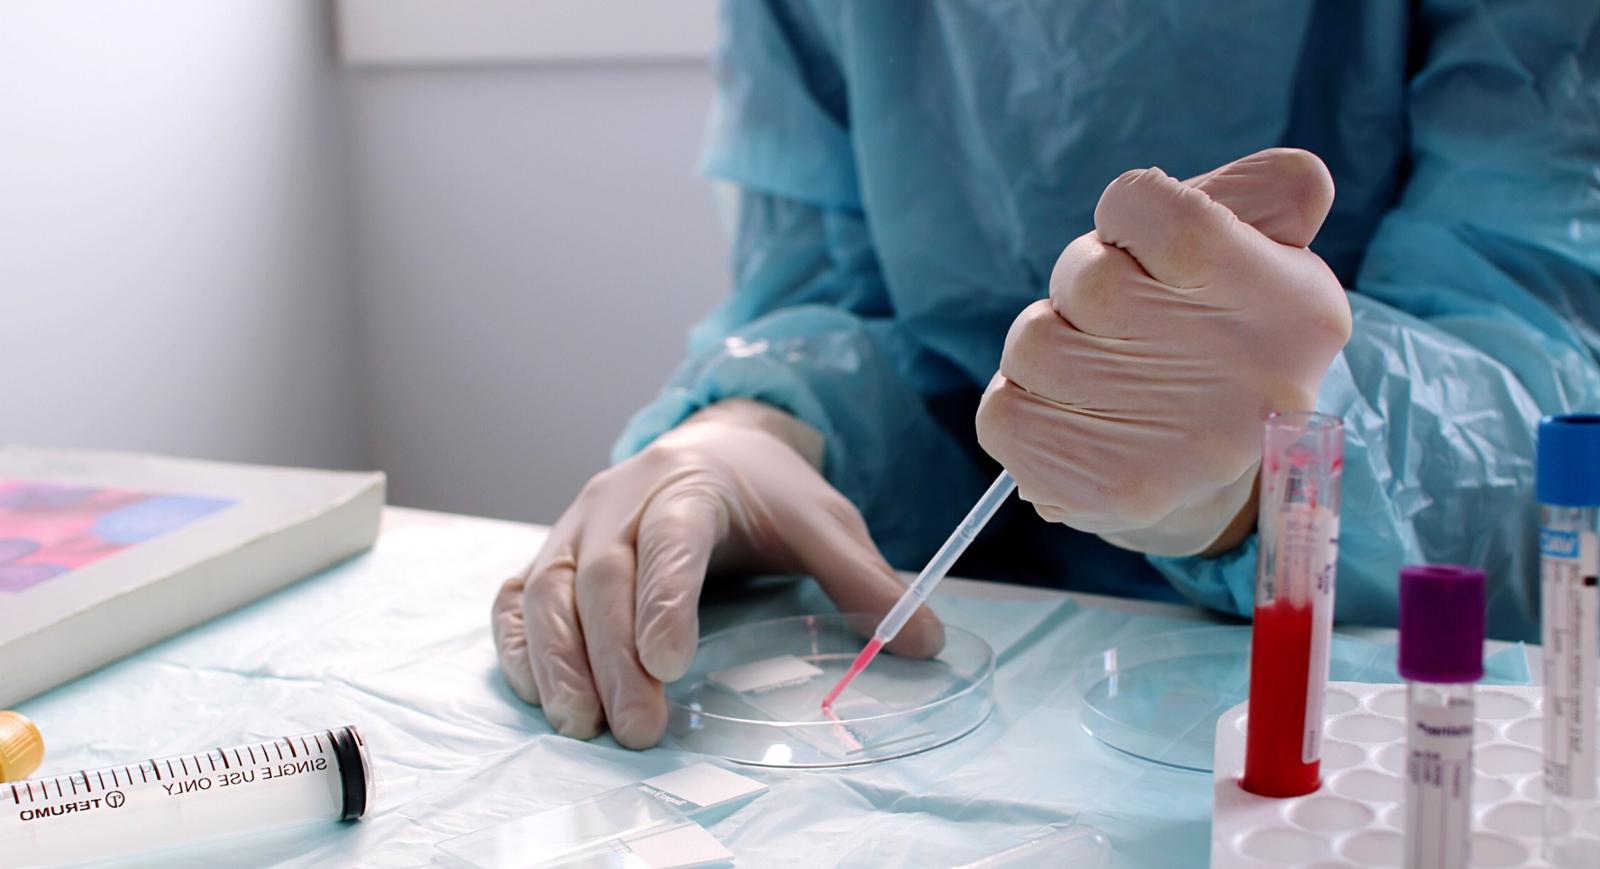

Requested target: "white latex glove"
[
  {"left": 492, "top": 399, "right": 943, "bottom": 748},
  {"left": 976, "top": 148, "right": 1352, "bottom": 556}
]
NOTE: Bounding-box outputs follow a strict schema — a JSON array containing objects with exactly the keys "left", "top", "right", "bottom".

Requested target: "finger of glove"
[
  {"left": 522, "top": 542, "right": 604, "bottom": 739},
  {"left": 492, "top": 575, "right": 539, "bottom": 705},
  {"left": 781, "top": 481, "right": 945, "bottom": 659},
  {"left": 574, "top": 543, "right": 667, "bottom": 749},
  {"left": 634, "top": 486, "right": 727, "bottom": 683},
  {"left": 1183, "top": 148, "right": 1334, "bottom": 248},
  {"left": 1047, "top": 234, "right": 1204, "bottom": 341},
  {"left": 1093, "top": 166, "right": 1255, "bottom": 290},
  {"left": 976, "top": 373, "right": 1207, "bottom": 532},
  {"left": 997, "top": 297, "right": 1211, "bottom": 412}
]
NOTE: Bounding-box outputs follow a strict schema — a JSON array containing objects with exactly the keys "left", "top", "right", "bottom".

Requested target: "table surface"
[{"left": 15, "top": 507, "right": 1491, "bottom": 868}]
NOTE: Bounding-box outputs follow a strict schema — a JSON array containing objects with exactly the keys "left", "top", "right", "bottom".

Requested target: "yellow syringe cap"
[{"left": 0, "top": 711, "right": 43, "bottom": 782}]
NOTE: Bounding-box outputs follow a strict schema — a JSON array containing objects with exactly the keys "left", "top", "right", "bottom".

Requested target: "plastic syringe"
[
  {"left": 821, "top": 471, "right": 1016, "bottom": 711},
  {"left": 0, "top": 726, "right": 370, "bottom": 866}
]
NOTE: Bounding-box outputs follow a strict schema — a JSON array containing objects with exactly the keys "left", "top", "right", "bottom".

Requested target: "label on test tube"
[
  {"left": 1302, "top": 515, "right": 1339, "bottom": 764},
  {"left": 1542, "top": 528, "right": 1599, "bottom": 800},
  {"left": 1406, "top": 696, "right": 1474, "bottom": 869}
]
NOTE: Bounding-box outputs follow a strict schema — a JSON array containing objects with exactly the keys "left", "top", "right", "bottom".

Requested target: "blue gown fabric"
[{"left": 615, "top": 0, "right": 1600, "bottom": 641}]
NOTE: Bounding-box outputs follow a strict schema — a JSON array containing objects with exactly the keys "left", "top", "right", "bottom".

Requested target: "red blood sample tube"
[{"left": 1241, "top": 412, "right": 1344, "bottom": 798}]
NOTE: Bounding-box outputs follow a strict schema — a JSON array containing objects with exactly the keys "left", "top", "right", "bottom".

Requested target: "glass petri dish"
[
  {"left": 1075, "top": 626, "right": 1398, "bottom": 772},
  {"left": 665, "top": 613, "right": 994, "bottom": 768}
]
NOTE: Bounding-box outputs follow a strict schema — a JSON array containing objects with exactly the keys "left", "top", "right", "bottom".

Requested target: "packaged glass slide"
[{"left": 437, "top": 763, "right": 763, "bottom": 869}]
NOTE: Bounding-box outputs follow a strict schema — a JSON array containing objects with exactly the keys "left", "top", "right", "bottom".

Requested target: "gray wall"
[
  {"left": 2, "top": 1, "right": 729, "bottom": 524},
  {"left": 343, "top": 65, "right": 727, "bottom": 523},
  {"left": 0, "top": 0, "right": 366, "bottom": 470}
]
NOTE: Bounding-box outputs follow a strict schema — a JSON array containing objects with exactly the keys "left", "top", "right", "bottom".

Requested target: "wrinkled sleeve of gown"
[
  {"left": 1150, "top": 0, "right": 1600, "bottom": 640},
  {"left": 612, "top": 0, "right": 989, "bottom": 566}
]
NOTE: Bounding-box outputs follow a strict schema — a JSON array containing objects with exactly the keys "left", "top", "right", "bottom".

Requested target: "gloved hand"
[
  {"left": 976, "top": 148, "right": 1351, "bottom": 556},
  {"left": 492, "top": 399, "right": 943, "bottom": 748}
]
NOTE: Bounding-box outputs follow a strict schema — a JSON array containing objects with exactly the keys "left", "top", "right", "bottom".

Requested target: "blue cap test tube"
[{"left": 1538, "top": 415, "right": 1600, "bottom": 867}]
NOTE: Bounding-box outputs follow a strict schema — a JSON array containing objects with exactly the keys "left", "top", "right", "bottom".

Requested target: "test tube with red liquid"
[{"left": 1241, "top": 412, "right": 1343, "bottom": 798}]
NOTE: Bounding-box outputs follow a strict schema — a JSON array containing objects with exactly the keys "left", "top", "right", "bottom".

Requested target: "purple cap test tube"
[
  {"left": 1399, "top": 564, "right": 1487, "bottom": 684},
  {"left": 1398, "top": 564, "right": 1486, "bottom": 869}
]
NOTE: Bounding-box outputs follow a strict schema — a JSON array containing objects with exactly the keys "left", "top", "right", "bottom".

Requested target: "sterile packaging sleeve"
[{"left": 437, "top": 763, "right": 765, "bottom": 868}]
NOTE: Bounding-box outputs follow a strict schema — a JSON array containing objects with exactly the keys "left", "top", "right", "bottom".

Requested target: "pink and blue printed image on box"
[{"left": 0, "top": 480, "right": 234, "bottom": 593}]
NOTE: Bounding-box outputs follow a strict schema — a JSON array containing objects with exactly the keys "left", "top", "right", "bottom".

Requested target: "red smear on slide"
[{"left": 821, "top": 637, "right": 884, "bottom": 712}]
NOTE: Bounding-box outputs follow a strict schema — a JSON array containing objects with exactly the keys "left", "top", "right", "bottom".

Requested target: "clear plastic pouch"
[
  {"left": 951, "top": 823, "right": 1111, "bottom": 868},
  {"left": 536, "top": 821, "right": 732, "bottom": 869},
  {"left": 437, "top": 764, "right": 762, "bottom": 868}
]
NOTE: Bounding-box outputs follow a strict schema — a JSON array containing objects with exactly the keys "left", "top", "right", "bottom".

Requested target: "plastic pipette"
[{"left": 820, "top": 471, "right": 1016, "bottom": 711}]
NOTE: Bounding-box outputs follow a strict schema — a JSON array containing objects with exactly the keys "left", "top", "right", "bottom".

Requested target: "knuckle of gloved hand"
[
  {"left": 493, "top": 575, "right": 525, "bottom": 615},
  {"left": 1053, "top": 243, "right": 1131, "bottom": 323},
  {"left": 581, "top": 547, "right": 635, "bottom": 591},
  {"left": 492, "top": 588, "right": 527, "bottom": 645},
  {"left": 637, "top": 503, "right": 694, "bottom": 555},
  {"left": 1047, "top": 233, "right": 1101, "bottom": 285},
  {"left": 818, "top": 490, "right": 869, "bottom": 535},
  {"left": 638, "top": 436, "right": 698, "bottom": 470},
  {"left": 1262, "top": 245, "right": 1344, "bottom": 305},
  {"left": 1308, "top": 277, "right": 1353, "bottom": 346},
  {"left": 574, "top": 465, "right": 625, "bottom": 506},
  {"left": 974, "top": 386, "right": 1024, "bottom": 460},
  {"left": 646, "top": 424, "right": 730, "bottom": 469},
  {"left": 528, "top": 561, "right": 571, "bottom": 599},
  {"left": 1094, "top": 167, "right": 1172, "bottom": 236},
  {"left": 1104, "top": 166, "right": 1165, "bottom": 200},
  {"left": 1001, "top": 300, "right": 1060, "bottom": 366},
  {"left": 659, "top": 480, "right": 729, "bottom": 530}
]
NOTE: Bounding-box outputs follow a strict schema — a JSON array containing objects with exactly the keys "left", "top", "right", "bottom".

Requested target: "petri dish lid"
[
  {"left": 1075, "top": 625, "right": 1399, "bottom": 772},
  {"left": 665, "top": 613, "right": 995, "bottom": 768}
]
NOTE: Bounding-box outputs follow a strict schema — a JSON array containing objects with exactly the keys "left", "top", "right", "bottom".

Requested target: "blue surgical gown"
[{"left": 615, "top": 0, "right": 1600, "bottom": 641}]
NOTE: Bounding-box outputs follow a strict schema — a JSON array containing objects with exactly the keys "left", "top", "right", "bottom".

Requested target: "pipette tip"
[{"left": 820, "top": 636, "right": 884, "bottom": 712}]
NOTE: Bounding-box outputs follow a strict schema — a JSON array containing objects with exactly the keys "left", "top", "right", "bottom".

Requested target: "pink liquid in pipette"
[{"left": 820, "top": 637, "right": 884, "bottom": 711}]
